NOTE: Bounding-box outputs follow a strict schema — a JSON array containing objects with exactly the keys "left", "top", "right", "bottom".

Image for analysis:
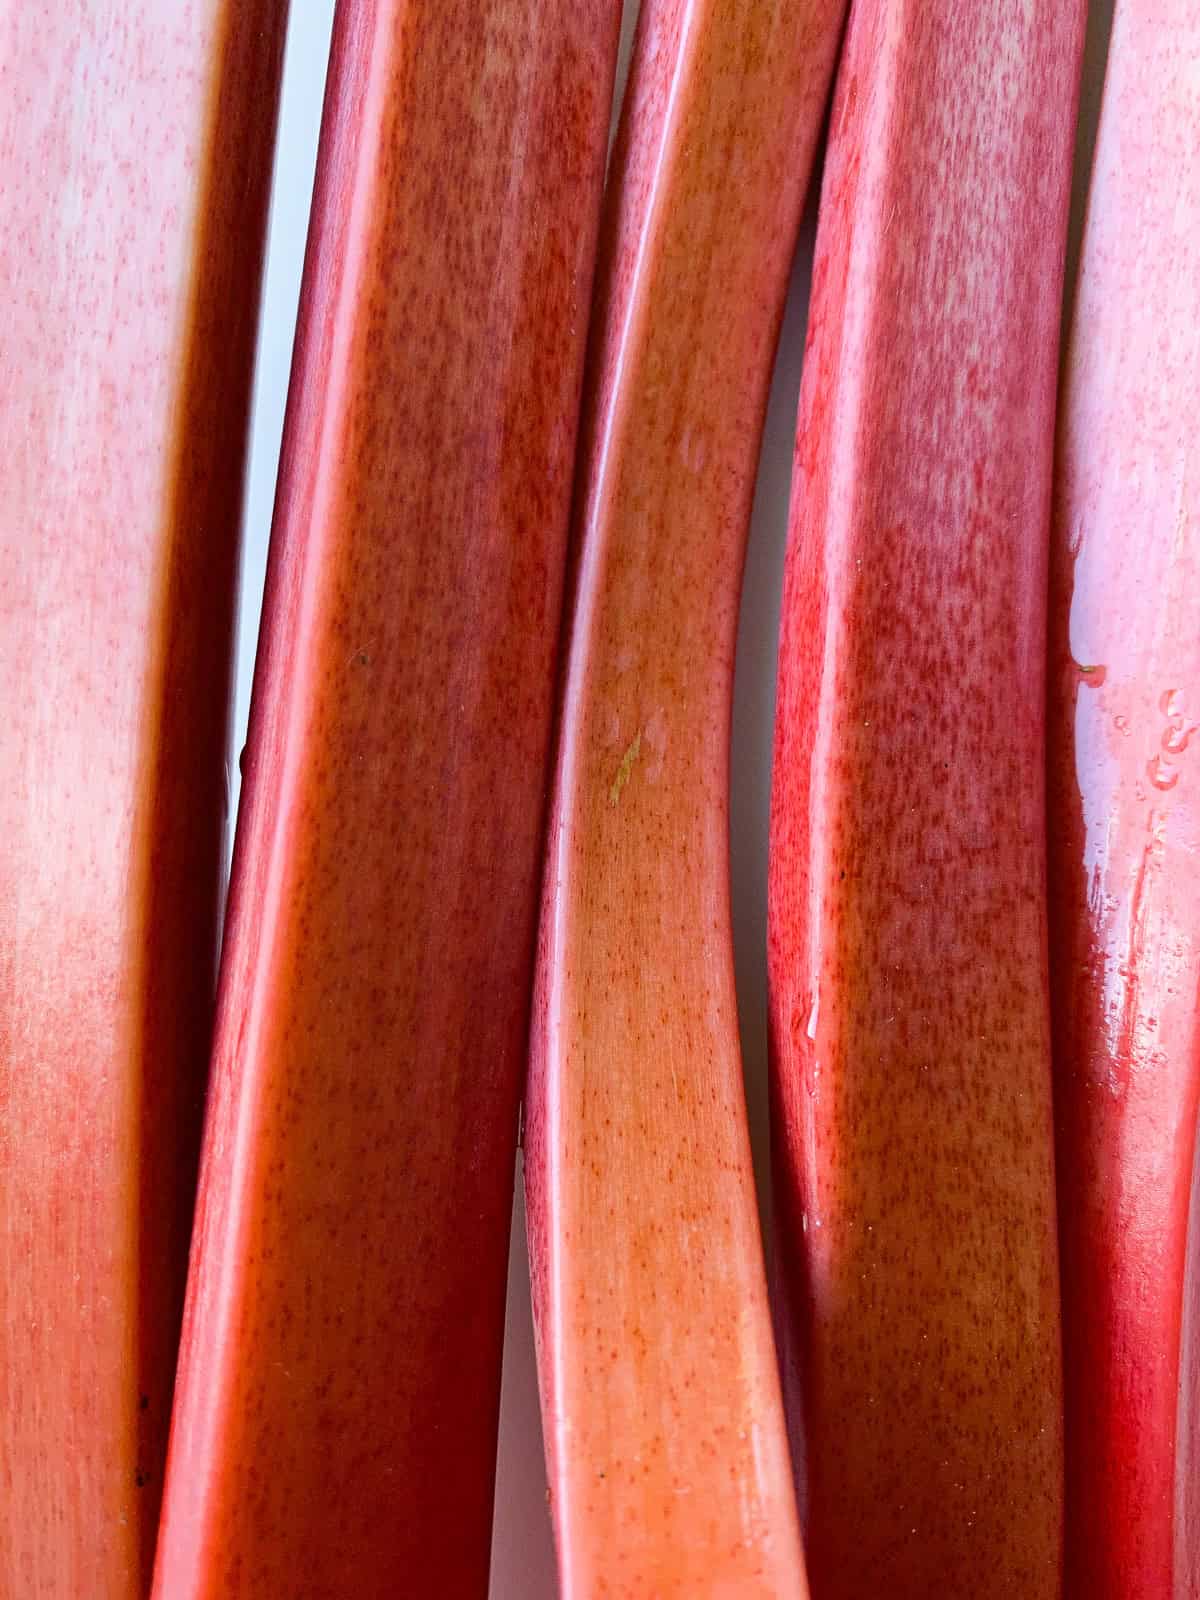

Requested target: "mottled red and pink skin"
[
  {"left": 769, "top": 3, "right": 1085, "bottom": 1595},
  {"left": 1048, "top": 6, "right": 1200, "bottom": 1596},
  {"left": 524, "top": 1, "right": 845, "bottom": 1594},
  {"left": 150, "top": 4, "right": 620, "bottom": 1596},
  {"left": 0, "top": 5, "right": 284, "bottom": 1593}
]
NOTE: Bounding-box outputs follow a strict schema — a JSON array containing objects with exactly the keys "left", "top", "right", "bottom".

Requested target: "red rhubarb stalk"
[
  {"left": 525, "top": 1, "right": 845, "bottom": 1592},
  {"left": 768, "top": 3, "right": 1085, "bottom": 1594},
  {"left": 151, "top": 3, "right": 621, "bottom": 1595},
  {"left": 0, "top": 6, "right": 285, "bottom": 1591},
  {"left": 1048, "top": 5, "right": 1200, "bottom": 1595}
]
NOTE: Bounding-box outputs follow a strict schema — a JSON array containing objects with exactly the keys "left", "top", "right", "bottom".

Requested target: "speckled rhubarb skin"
[
  {"left": 150, "top": 4, "right": 620, "bottom": 1596},
  {"left": 768, "top": 3, "right": 1085, "bottom": 1595},
  {"left": 524, "top": 1, "right": 845, "bottom": 1594},
  {"left": 1047, "top": 7, "right": 1200, "bottom": 1597},
  {"left": 0, "top": 5, "right": 285, "bottom": 1594}
]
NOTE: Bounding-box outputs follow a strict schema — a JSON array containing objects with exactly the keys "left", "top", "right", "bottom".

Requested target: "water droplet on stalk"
[{"left": 1148, "top": 755, "right": 1179, "bottom": 792}]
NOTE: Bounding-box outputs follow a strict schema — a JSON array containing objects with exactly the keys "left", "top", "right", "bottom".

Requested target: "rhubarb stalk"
[
  {"left": 0, "top": 6, "right": 285, "bottom": 1592},
  {"left": 768, "top": 3, "right": 1085, "bottom": 1594},
  {"left": 1048, "top": 5, "right": 1200, "bottom": 1595},
  {"left": 525, "top": 1, "right": 845, "bottom": 1592},
  {"left": 151, "top": 3, "right": 621, "bottom": 1595}
]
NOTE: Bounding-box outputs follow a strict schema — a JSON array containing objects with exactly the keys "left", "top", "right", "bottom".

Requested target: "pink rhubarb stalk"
[
  {"left": 769, "top": 2, "right": 1085, "bottom": 1594},
  {"left": 151, "top": 2, "right": 621, "bottom": 1595},
  {"left": 1048, "top": 5, "right": 1200, "bottom": 1596},
  {"left": 525, "top": 0, "right": 845, "bottom": 1592},
  {"left": 0, "top": 5, "right": 285, "bottom": 1591}
]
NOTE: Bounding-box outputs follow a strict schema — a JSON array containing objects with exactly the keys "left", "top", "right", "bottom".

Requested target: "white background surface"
[{"left": 232, "top": 4, "right": 1114, "bottom": 1594}]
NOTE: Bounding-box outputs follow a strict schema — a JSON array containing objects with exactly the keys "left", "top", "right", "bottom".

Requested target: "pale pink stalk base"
[
  {"left": 769, "top": 3, "right": 1085, "bottom": 1595},
  {"left": 0, "top": 6, "right": 285, "bottom": 1593},
  {"left": 525, "top": 0, "right": 846, "bottom": 1594},
  {"left": 1048, "top": 6, "right": 1200, "bottom": 1597}
]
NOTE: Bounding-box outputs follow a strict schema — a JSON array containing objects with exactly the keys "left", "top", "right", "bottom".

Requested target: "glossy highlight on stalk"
[
  {"left": 768, "top": 2, "right": 1086, "bottom": 1594},
  {"left": 525, "top": 0, "right": 846, "bottom": 1592},
  {"left": 151, "top": 2, "right": 621, "bottom": 1595}
]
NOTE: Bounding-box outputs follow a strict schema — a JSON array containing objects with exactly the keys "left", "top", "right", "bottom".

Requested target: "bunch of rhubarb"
[
  {"left": 8, "top": 1, "right": 1200, "bottom": 1596},
  {"left": 0, "top": 5, "right": 285, "bottom": 1592},
  {"left": 769, "top": 1, "right": 1086, "bottom": 1595}
]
